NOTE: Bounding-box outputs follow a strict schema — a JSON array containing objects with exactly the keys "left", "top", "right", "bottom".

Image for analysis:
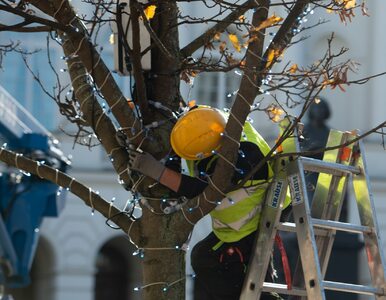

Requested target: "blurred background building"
[{"left": 1, "top": 1, "right": 386, "bottom": 299}]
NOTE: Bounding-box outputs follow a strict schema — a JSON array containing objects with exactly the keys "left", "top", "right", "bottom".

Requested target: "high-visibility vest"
[{"left": 187, "top": 122, "right": 291, "bottom": 243}]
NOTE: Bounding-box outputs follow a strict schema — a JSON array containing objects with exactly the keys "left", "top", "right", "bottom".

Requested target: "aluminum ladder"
[{"left": 240, "top": 123, "right": 386, "bottom": 300}]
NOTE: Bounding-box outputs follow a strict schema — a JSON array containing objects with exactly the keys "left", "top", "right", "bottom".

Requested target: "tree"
[{"left": 0, "top": 0, "right": 385, "bottom": 299}]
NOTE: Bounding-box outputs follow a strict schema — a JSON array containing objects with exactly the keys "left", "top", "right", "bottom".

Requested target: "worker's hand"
[{"left": 128, "top": 149, "right": 166, "bottom": 181}]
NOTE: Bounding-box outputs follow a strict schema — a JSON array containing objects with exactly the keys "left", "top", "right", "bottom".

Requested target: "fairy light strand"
[
  {"left": 15, "top": 153, "right": 20, "bottom": 169},
  {"left": 36, "top": 162, "right": 43, "bottom": 179},
  {"left": 181, "top": 207, "right": 196, "bottom": 226},
  {"left": 68, "top": 177, "right": 75, "bottom": 190},
  {"left": 53, "top": 0, "right": 66, "bottom": 19},
  {"left": 108, "top": 198, "right": 114, "bottom": 219},
  {"left": 89, "top": 187, "right": 95, "bottom": 214},
  {"left": 108, "top": 146, "right": 121, "bottom": 156},
  {"left": 133, "top": 274, "right": 196, "bottom": 293},
  {"left": 221, "top": 132, "right": 241, "bottom": 147}
]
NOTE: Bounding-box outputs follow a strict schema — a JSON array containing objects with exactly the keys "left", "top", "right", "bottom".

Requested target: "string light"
[
  {"left": 238, "top": 150, "right": 246, "bottom": 158},
  {"left": 236, "top": 168, "right": 245, "bottom": 175},
  {"left": 132, "top": 274, "right": 194, "bottom": 293},
  {"left": 57, "top": 186, "right": 63, "bottom": 196},
  {"left": 251, "top": 103, "right": 260, "bottom": 110}
]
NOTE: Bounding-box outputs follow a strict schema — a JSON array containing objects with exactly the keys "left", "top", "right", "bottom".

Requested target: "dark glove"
[{"left": 128, "top": 149, "right": 166, "bottom": 181}]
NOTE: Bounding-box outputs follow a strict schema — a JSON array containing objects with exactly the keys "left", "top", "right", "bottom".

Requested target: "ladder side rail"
[
  {"left": 240, "top": 158, "right": 289, "bottom": 300},
  {"left": 314, "top": 132, "right": 356, "bottom": 275},
  {"left": 289, "top": 130, "right": 347, "bottom": 299},
  {"left": 288, "top": 158, "right": 326, "bottom": 300},
  {"left": 309, "top": 130, "right": 348, "bottom": 220},
  {"left": 241, "top": 119, "right": 302, "bottom": 300},
  {"left": 352, "top": 139, "right": 386, "bottom": 299},
  {"left": 316, "top": 173, "right": 350, "bottom": 275}
]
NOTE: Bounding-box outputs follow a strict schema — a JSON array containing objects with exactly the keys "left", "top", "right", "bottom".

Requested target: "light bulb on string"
[
  {"left": 20, "top": 170, "right": 31, "bottom": 177},
  {"left": 133, "top": 248, "right": 145, "bottom": 259},
  {"left": 251, "top": 103, "right": 260, "bottom": 110},
  {"left": 236, "top": 168, "right": 245, "bottom": 175},
  {"left": 57, "top": 187, "right": 63, "bottom": 196}
]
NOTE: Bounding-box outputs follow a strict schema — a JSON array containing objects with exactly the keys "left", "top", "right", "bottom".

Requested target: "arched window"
[{"left": 94, "top": 236, "right": 142, "bottom": 300}]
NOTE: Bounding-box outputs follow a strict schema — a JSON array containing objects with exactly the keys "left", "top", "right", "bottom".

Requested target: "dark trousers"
[{"left": 191, "top": 231, "right": 281, "bottom": 300}]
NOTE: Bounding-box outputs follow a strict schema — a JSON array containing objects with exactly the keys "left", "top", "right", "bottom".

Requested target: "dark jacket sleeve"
[
  {"left": 176, "top": 141, "right": 269, "bottom": 199},
  {"left": 177, "top": 174, "right": 208, "bottom": 199}
]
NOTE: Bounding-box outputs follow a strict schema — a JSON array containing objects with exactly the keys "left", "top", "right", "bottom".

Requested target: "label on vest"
[
  {"left": 289, "top": 174, "right": 304, "bottom": 205},
  {"left": 268, "top": 180, "right": 284, "bottom": 208}
]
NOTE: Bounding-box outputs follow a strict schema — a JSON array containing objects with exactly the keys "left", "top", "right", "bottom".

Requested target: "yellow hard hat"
[{"left": 170, "top": 107, "right": 227, "bottom": 160}]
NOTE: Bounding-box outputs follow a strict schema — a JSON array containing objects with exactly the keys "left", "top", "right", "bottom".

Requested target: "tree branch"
[
  {"left": 180, "top": 0, "right": 260, "bottom": 58},
  {"left": 0, "top": 147, "right": 136, "bottom": 234},
  {"left": 60, "top": 31, "right": 133, "bottom": 187},
  {"left": 0, "top": 23, "right": 52, "bottom": 32},
  {"left": 29, "top": 0, "right": 145, "bottom": 146},
  {"left": 0, "top": 4, "right": 71, "bottom": 32}
]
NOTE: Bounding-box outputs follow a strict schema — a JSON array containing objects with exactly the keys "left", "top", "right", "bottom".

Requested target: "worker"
[{"left": 128, "top": 105, "right": 287, "bottom": 300}]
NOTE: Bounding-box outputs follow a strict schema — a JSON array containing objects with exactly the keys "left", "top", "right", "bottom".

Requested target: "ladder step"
[
  {"left": 262, "top": 282, "right": 307, "bottom": 296},
  {"left": 277, "top": 222, "right": 296, "bottom": 232},
  {"left": 277, "top": 222, "right": 328, "bottom": 236},
  {"left": 323, "top": 280, "right": 385, "bottom": 296},
  {"left": 277, "top": 220, "right": 372, "bottom": 235},
  {"left": 312, "top": 219, "right": 373, "bottom": 234},
  {"left": 261, "top": 281, "right": 385, "bottom": 296},
  {"left": 300, "top": 157, "right": 361, "bottom": 175}
]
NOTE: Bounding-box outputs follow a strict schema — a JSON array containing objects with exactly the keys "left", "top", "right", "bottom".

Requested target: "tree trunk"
[
  {"left": 136, "top": 1, "right": 191, "bottom": 299},
  {"left": 138, "top": 211, "right": 192, "bottom": 299}
]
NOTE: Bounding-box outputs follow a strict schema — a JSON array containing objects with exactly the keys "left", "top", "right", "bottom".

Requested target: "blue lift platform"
[{"left": 0, "top": 85, "right": 70, "bottom": 296}]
